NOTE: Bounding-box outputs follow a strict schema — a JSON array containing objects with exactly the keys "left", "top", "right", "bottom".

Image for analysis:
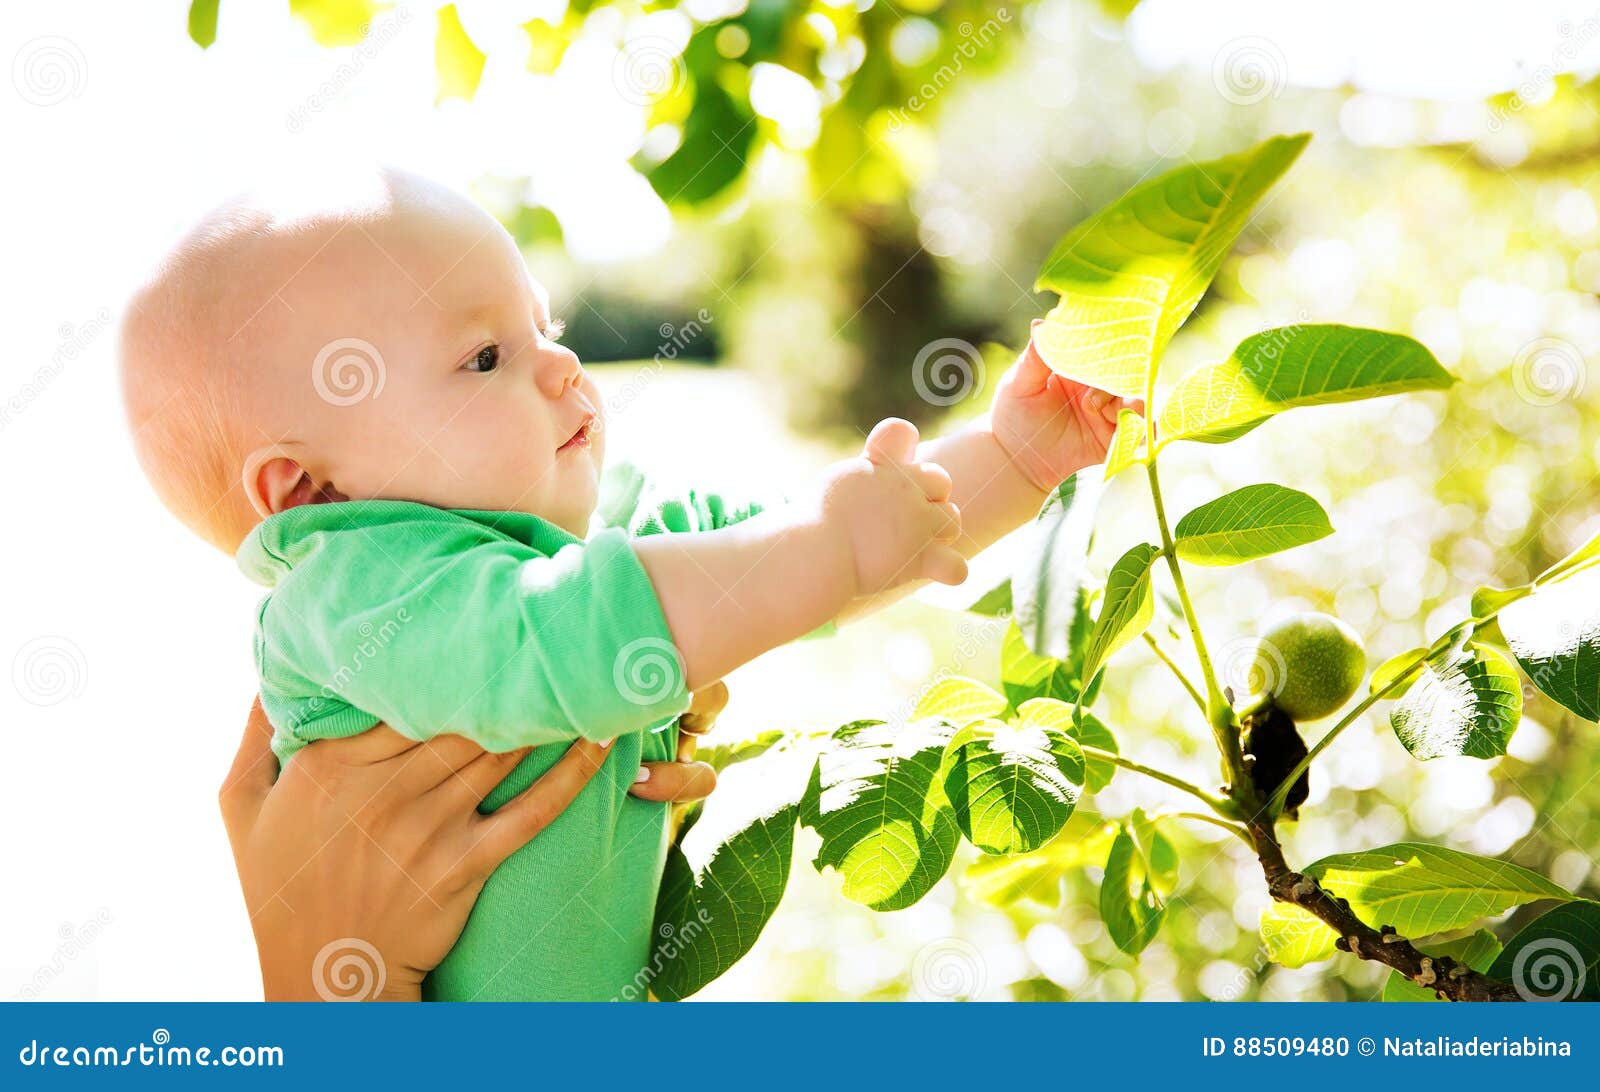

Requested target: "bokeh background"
[{"left": 4, "top": 0, "right": 1599, "bottom": 1001}]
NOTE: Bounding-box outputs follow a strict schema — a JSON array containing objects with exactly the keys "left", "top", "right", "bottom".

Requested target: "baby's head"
[{"left": 120, "top": 167, "right": 604, "bottom": 553}]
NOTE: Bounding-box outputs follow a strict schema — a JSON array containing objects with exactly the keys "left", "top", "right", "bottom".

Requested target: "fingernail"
[
  {"left": 634, "top": 767, "right": 651, "bottom": 784},
  {"left": 599, "top": 737, "right": 615, "bottom": 749}
]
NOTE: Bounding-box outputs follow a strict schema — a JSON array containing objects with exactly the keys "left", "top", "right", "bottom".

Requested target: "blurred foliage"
[{"left": 185, "top": 0, "right": 1600, "bottom": 1000}]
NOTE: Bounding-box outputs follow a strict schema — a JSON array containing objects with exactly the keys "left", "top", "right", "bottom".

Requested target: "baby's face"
[{"left": 253, "top": 191, "right": 605, "bottom": 536}]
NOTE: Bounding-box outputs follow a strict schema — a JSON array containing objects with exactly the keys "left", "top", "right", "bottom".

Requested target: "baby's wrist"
[{"left": 982, "top": 423, "right": 1056, "bottom": 498}]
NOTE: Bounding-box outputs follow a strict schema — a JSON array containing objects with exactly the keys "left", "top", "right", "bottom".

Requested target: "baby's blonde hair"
[{"left": 119, "top": 205, "right": 269, "bottom": 554}]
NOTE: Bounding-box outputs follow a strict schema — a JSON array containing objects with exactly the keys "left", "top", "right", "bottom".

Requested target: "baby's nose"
[{"left": 534, "top": 344, "right": 584, "bottom": 398}]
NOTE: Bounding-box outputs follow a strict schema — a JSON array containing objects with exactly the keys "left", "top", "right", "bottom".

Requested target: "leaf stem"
[
  {"left": 1164, "top": 810, "right": 1254, "bottom": 848},
  {"left": 1142, "top": 632, "right": 1207, "bottom": 716},
  {"left": 1144, "top": 458, "right": 1245, "bottom": 792},
  {"left": 1263, "top": 669, "right": 1416, "bottom": 816},
  {"left": 1079, "top": 744, "right": 1228, "bottom": 811}
]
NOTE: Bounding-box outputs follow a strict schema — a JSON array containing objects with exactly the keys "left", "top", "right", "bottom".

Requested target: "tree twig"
[{"left": 1247, "top": 818, "right": 1526, "bottom": 1002}]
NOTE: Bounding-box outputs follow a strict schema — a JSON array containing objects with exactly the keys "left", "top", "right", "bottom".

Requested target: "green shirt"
[{"left": 238, "top": 465, "right": 762, "bottom": 1000}]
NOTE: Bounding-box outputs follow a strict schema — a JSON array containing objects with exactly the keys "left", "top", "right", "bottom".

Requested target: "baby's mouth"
[{"left": 557, "top": 415, "right": 595, "bottom": 454}]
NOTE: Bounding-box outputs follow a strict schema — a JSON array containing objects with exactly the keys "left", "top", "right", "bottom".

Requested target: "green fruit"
[{"left": 1249, "top": 612, "right": 1366, "bottom": 721}]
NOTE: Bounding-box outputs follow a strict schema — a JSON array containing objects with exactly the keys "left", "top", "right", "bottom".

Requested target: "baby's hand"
[
  {"left": 822, "top": 418, "right": 966, "bottom": 596},
  {"left": 991, "top": 321, "right": 1142, "bottom": 493}
]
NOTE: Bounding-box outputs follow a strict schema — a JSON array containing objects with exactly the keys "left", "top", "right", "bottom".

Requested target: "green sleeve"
[
  {"left": 598, "top": 461, "right": 767, "bottom": 538},
  {"left": 261, "top": 521, "right": 690, "bottom": 752}
]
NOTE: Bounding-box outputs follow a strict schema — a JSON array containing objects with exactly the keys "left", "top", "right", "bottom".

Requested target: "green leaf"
[
  {"left": 648, "top": 70, "right": 755, "bottom": 206},
  {"left": 1103, "top": 409, "right": 1146, "bottom": 480},
  {"left": 1100, "top": 811, "right": 1177, "bottom": 955},
  {"left": 1173, "top": 484, "right": 1333, "bottom": 566},
  {"left": 1032, "top": 133, "right": 1309, "bottom": 399},
  {"left": 961, "top": 812, "right": 1116, "bottom": 907},
  {"left": 187, "top": 0, "right": 220, "bottom": 48},
  {"left": 1259, "top": 903, "right": 1337, "bottom": 967},
  {"left": 1158, "top": 325, "right": 1454, "bottom": 448},
  {"left": 649, "top": 799, "right": 798, "bottom": 1001},
  {"left": 1013, "top": 472, "right": 1102, "bottom": 660},
  {"left": 967, "top": 578, "right": 1012, "bottom": 617},
  {"left": 1079, "top": 543, "right": 1161, "bottom": 689},
  {"left": 434, "top": 3, "right": 485, "bottom": 102},
  {"left": 1017, "top": 697, "right": 1119, "bottom": 792},
  {"left": 1390, "top": 644, "right": 1522, "bottom": 760},
  {"left": 944, "top": 721, "right": 1085, "bottom": 855},
  {"left": 1000, "top": 617, "right": 1088, "bottom": 710},
  {"left": 1488, "top": 901, "right": 1600, "bottom": 1001},
  {"left": 1382, "top": 930, "right": 1501, "bottom": 1002},
  {"left": 1470, "top": 585, "right": 1529, "bottom": 619},
  {"left": 1304, "top": 843, "right": 1572, "bottom": 937},
  {"left": 695, "top": 730, "right": 785, "bottom": 773},
  {"left": 1369, "top": 647, "right": 1428, "bottom": 697},
  {"left": 523, "top": 16, "right": 569, "bottom": 75},
  {"left": 800, "top": 719, "right": 959, "bottom": 911},
  {"left": 912, "top": 677, "right": 1006, "bottom": 723},
  {"left": 1499, "top": 565, "right": 1600, "bottom": 721},
  {"left": 291, "top": 0, "right": 386, "bottom": 47}
]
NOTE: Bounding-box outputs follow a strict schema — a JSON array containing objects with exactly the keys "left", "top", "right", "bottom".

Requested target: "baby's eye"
[{"left": 461, "top": 344, "right": 500, "bottom": 373}]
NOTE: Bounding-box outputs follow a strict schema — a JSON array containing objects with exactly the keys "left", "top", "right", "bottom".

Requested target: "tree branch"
[{"left": 1246, "top": 818, "right": 1526, "bottom": 1002}]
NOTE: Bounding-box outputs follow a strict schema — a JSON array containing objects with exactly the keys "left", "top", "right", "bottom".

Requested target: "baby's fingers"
[
  {"left": 929, "top": 500, "right": 962, "bottom": 545},
  {"left": 863, "top": 418, "right": 920, "bottom": 466},
  {"left": 918, "top": 545, "right": 969, "bottom": 587},
  {"left": 908, "top": 460, "right": 953, "bottom": 502}
]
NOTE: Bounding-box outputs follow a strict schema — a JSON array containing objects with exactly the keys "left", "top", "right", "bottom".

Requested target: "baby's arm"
[{"left": 634, "top": 418, "right": 963, "bottom": 691}]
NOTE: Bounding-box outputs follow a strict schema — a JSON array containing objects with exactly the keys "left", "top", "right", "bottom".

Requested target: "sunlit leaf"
[
  {"left": 1390, "top": 644, "right": 1522, "bottom": 760},
  {"left": 648, "top": 64, "right": 755, "bottom": 206},
  {"left": 1079, "top": 543, "right": 1160, "bottom": 689},
  {"left": 1470, "top": 584, "right": 1529, "bottom": 619},
  {"left": 435, "top": 3, "right": 486, "bottom": 103},
  {"left": 524, "top": 16, "right": 569, "bottom": 75},
  {"left": 1103, "top": 408, "right": 1146, "bottom": 480},
  {"left": 945, "top": 720, "right": 1084, "bottom": 854},
  {"left": 1369, "top": 647, "right": 1427, "bottom": 697},
  {"left": 650, "top": 799, "right": 798, "bottom": 1001},
  {"left": 800, "top": 719, "right": 958, "bottom": 911},
  {"left": 1158, "top": 325, "right": 1454, "bottom": 448},
  {"left": 291, "top": 0, "right": 385, "bottom": 48},
  {"left": 1536, "top": 527, "right": 1600, "bottom": 585},
  {"left": 1499, "top": 565, "right": 1600, "bottom": 721},
  {"left": 696, "top": 729, "right": 785, "bottom": 773},
  {"left": 1033, "top": 134, "right": 1309, "bottom": 399},
  {"left": 1304, "top": 842, "right": 1571, "bottom": 937},
  {"left": 1017, "top": 697, "right": 1119, "bottom": 791},
  {"left": 1000, "top": 612, "right": 1092, "bottom": 711},
  {"left": 961, "top": 812, "right": 1115, "bottom": 907},
  {"left": 1013, "top": 472, "right": 1101, "bottom": 659},
  {"left": 912, "top": 676, "right": 1006, "bottom": 722},
  {"left": 967, "top": 578, "right": 1012, "bottom": 616},
  {"left": 1259, "top": 902, "right": 1337, "bottom": 967},
  {"left": 187, "top": 0, "right": 220, "bottom": 48},
  {"left": 1173, "top": 484, "right": 1333, "bottom": 566},
  {"left": 1100, "top": 810, "right": 1177, "bottom": 955}
]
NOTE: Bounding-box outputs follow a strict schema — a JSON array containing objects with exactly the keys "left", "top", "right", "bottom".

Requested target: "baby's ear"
[{"left": 242, "top": 447, "right": 341, "bottom": 518}]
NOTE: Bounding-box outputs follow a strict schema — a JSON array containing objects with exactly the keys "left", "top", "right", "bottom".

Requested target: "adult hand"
[{"left": 219, "top": 695, "right": 721, "bottom": 1001}]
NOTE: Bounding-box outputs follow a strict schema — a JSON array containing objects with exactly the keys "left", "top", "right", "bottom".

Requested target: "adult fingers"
[
  {"left": 430, "top": 744, "right": 536, "bottom": 808},
  {"left": 218, "top": 697, "right": 279, "bottom": 838},
  {"left": 678, "top": 680, "right": 728, "bottom": 737},
  {"left": 465, "top": 739, "right": 612, "bottom": 876},
  {"left": 676, "top": 732, "right": 697, "bottom": 764},
  {"left": 862, "top": 418, "right": 919, "bottom": 466},
  {"left": 1009, "top": 322, "right": 1054, "bottom": 396},
  {"left": 628, "top": 761, "right": 717, "bottom": 803}
]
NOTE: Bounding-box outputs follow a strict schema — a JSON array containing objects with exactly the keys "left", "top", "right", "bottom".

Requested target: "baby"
[{"left": 119, "top": 168, "right": 1127, "bottom": 1000}]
